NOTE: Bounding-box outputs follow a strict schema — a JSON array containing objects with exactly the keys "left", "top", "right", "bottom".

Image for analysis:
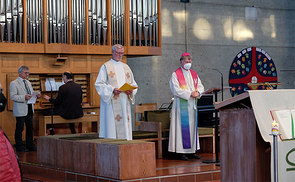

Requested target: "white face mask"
[{"left": 183, "top": 63, "right": 192, "bottom": 70}]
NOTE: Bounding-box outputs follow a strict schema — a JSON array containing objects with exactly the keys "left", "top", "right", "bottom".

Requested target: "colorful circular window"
[{"left": 229, "top": 47, "right": 278, "bottom": 97}]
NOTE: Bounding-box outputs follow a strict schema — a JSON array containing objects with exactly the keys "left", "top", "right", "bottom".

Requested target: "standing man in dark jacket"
[{"left": 44, "top": 71, "right": 84, "bottom": 133}]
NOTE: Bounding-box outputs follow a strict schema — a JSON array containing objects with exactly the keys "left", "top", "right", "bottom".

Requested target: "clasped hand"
[
  {"left": 113, "top": 88, "right": 133, "bottom": 96},
  {"left": 190, "top": 91, "right": 200, "bottom": 98}
]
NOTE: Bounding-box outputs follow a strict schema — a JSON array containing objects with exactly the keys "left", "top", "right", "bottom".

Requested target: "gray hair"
[
  {"left": 18, "top": 66, "right": 29, "bottom": 74},
  {"left": 112, "top": 44, "right": 124, "bottom": 52}
]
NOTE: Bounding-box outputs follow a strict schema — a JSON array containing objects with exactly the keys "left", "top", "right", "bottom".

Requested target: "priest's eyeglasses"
[
  {"left": 22, "top": 71, "right": 30, "bottom": 75},
  {"left": 115, "top": 51, "right": 124, "bottom": 55}
]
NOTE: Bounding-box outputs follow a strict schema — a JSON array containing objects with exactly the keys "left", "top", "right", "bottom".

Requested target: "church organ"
[
  {"left": 0, "top": 0, "right": 161, "bottom": 142},
  {"left": 0, "top": 0, "right": 161, "bottom": 55}
]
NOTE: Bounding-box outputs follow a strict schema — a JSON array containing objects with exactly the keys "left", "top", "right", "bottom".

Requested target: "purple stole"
[{"left": 175, "top": 67, "right": 198, "bottom": 149}]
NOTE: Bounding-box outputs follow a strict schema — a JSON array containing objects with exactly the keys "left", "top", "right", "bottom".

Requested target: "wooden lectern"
[{"left": 215, "top": 92, "right": 271, "bottom": 182}]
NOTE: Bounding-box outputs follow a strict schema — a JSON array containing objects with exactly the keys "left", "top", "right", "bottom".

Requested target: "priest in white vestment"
[
  {"left": 95, "top": 44, "right": 138, "bottom": 140},
  {"left": 169, "top": 52, "right": 204, "bottom": 160}
]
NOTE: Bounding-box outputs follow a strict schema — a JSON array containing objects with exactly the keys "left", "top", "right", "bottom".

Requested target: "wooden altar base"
[{"left": 18, "top": 151, "right": 220, "bottom": 182}]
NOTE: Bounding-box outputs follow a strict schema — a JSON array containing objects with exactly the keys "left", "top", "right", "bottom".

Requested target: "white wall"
[{"left": 128, "top": 0, "right": 295, "bottom": 106}]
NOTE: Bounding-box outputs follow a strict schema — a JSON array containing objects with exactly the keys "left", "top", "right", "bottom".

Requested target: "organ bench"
[{"left": 38, "top": 114, "right": 99, "bottom": 136}]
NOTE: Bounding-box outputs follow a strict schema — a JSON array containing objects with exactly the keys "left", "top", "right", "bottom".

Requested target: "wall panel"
[{"left": 0, "top": 53, "right": 110, "bottom": 143}]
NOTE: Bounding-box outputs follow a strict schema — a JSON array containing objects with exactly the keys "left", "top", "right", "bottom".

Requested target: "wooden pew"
[
  {"left": 38, "top": 114, "right": 99, "bottom": 136},
  {"left": 133, "top": 120, "right": 215, "bottom": 159},
  {"left": 133, "top": 121, "right": 166, "bottom": 159}
]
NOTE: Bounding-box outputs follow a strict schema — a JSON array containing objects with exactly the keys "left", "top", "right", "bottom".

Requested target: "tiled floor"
[{"left": 18, "top": 151, "right": 220, "bottom": 182}]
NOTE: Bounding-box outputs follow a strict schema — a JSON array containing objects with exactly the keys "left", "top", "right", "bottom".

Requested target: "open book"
[
  {"left": 270, "top": 109, "right": 295, "bottom": 140},
  {"left": 119, "top": 83, "right": 138, "bottom": 92},
  {"left": 45, "top": 78, "right": 64, "bottom": 91}
]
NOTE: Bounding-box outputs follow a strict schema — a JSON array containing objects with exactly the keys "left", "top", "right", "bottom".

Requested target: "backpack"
[{"left": 0, "top": 92, "right": 7, "bottom": 112}]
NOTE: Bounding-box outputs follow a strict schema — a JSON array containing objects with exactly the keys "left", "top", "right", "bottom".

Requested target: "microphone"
[{"left": 212, "top": 68, "right": 224, "bottom": 101}]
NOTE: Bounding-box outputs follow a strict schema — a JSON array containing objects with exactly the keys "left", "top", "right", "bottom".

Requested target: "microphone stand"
[
  {"left": 213, "top": 68, "right": 223, "bottom": 165},
  {"left": 212, "top": 68, "right": 223, "bottom": 101},
  {"left": 48, "top": 80, "right": 55, "bottom": 135},
  {"left": 203, "top": 69, "right": 223, "bottom": 166}
]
